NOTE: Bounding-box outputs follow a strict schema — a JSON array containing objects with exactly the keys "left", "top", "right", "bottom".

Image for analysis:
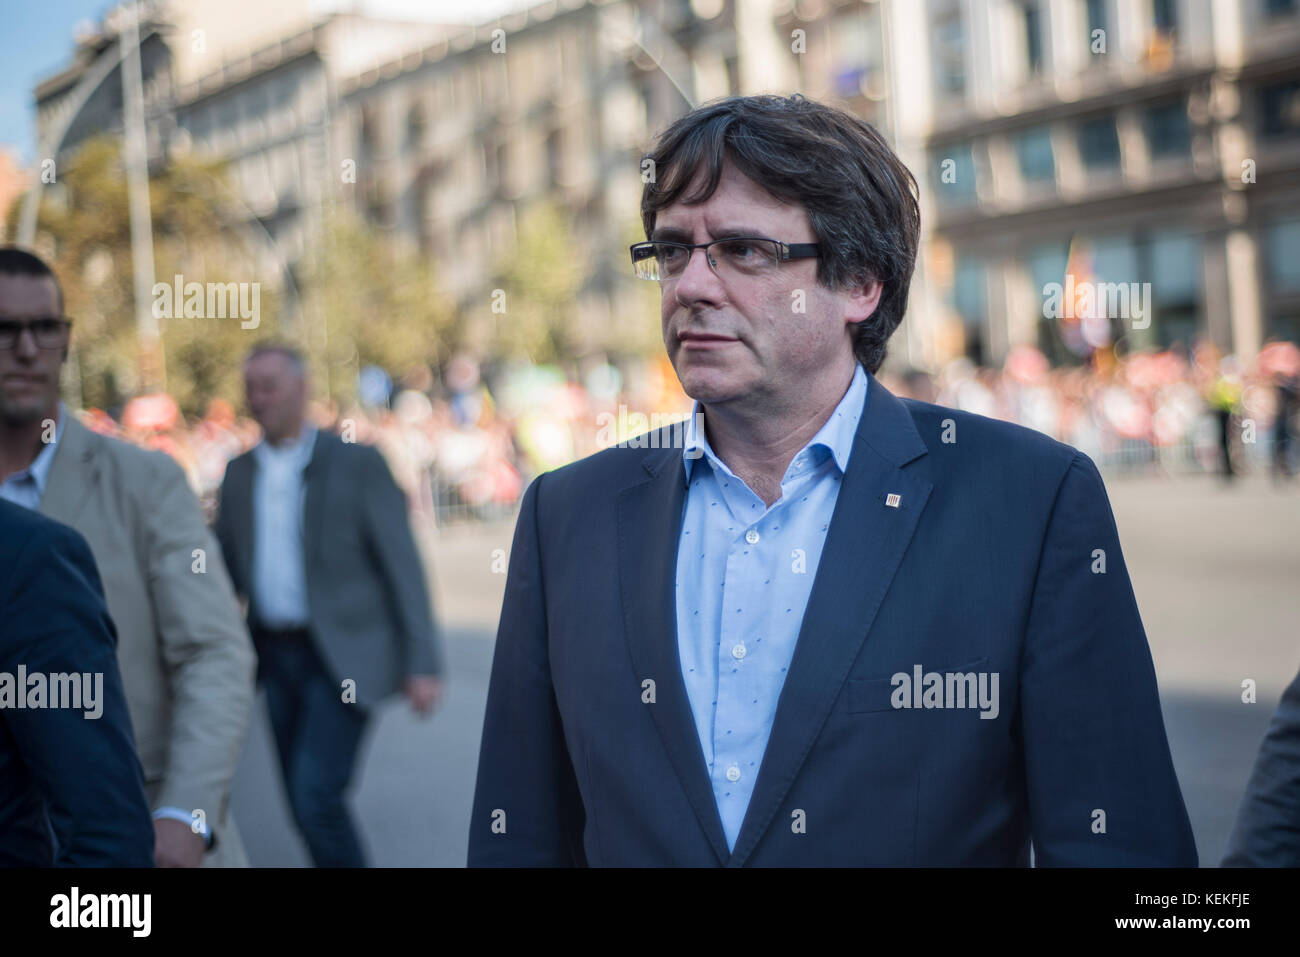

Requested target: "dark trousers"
[
  {"left": 255, "top": 627, "right": 369, "bottom": 867},
  {"left": 1217, "top": 408, "right": 1235, "bottom": 478}
]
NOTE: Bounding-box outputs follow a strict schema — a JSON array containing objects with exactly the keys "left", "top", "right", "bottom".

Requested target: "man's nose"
[
  {"left": 13, "top": 326, "right": 42, "bottom": 360},
  {"left": 671, "top": 245, "right": 724, "bottom": 306}
]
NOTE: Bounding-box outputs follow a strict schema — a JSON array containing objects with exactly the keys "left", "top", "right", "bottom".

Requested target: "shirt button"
[
  {"left": 726, "top": 765, "right": 741, "bottom": 782},
  {"left": 731, "top": 642, "right": 746, "bottom": 660},
  {"left": 745, "top": 528, "right": 760, "bottom": 544}
]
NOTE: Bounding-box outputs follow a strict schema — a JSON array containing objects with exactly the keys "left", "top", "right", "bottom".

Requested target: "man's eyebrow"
[{"left": 649, "top": 225, "right": 774, "bottom": 242}]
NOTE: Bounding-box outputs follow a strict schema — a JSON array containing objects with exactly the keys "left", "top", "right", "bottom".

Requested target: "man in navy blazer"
[
  {"left": 469, "top": 95, "right": 1197, "bottom": 866},
  {"left": 0, "top": 500, "right": 154, "bottom": 866}
]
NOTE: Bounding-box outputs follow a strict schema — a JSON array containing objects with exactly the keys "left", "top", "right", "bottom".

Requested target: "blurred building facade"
[
  {"left": 924, "top": 0, "right": 1300, "bottom": 367},
  {"left": 27, "top": 0, "right": 1300, "bottom": 376}
]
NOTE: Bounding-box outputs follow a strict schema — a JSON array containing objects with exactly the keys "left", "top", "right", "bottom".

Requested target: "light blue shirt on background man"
[{"left": 250, "top": 426, "right": 318, "bottom": 630}]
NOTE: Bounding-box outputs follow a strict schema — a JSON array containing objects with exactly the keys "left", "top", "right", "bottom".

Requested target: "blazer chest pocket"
[{"left": 847, "top": 657, "right": 990, "bottom": 714}]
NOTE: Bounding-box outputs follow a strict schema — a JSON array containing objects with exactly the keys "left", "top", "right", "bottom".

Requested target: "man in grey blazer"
[
  {"left": 0, "top": 246, "right": 256, "bottom": 868},
  {"left": 215, "top": 343, "right": 444, "bottom": 867}
]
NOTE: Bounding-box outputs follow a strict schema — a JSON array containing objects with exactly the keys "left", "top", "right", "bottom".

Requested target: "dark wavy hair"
[{"left": 640, "top": 94, "right": 920, "bottom": 375}]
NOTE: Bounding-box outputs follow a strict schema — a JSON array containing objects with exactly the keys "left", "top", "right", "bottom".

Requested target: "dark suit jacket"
[
  {"left": 0, "top": 500, "right": 155, "bottom": 866},
  {"left": 215, "top": 430, "right": 442, "bottom": 709},
  {"left": 469, "top": 369, "right": 1197, "bottom": 866},
  {"left": 1222, "top": 666, "right": 1300, "bottom": 866}
]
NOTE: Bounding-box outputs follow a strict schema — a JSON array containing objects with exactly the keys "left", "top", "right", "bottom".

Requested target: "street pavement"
[{"left": 230, "top": 470, "right": 1300, "bottom": 867}]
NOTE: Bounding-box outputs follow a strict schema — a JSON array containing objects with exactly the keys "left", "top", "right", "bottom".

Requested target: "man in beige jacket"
[{"left": 0, "top": 247, "right": 255, "bottom": 867}]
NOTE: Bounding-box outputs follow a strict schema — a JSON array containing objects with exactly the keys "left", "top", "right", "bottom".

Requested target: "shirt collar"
[
  {"left": 682, "top": 363, "right": 868, "bottom": 482},
  {"left": 21, "top": 402, "right": 66, "bottom": 500},
  {"left": 255, "top": 423, "right": 318, "bottom": 468}
]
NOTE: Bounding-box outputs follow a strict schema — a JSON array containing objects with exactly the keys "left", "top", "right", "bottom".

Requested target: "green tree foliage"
[
  {"left": 301, "top": 207, "right": 457, "bottom": 404},
  {"left": 10, "top": 134, "right": 283, "bottom": 414},
  {"left": 492, "top": 200, "right": 585, "bottom": 365}
]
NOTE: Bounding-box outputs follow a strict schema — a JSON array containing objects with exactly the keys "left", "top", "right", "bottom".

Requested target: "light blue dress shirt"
[
  {"left": 675, "top": 363, "right": 867, "bottom": 851},
  {"left": 250, "top": 425, "right": 318, "bottom": 629},
  {"left": 0, "top": 404, "right": 64, "bottom": 510}
]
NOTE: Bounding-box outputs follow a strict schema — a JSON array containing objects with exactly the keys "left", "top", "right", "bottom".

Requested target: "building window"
[
  {"left": 1078, "top": 115, "right": 1121, "bottom": 168},
  {"left": 1022, "top": 2, "right": 1044, "bottom": 76},
  {"left": 1086, "top": 0, "right": 1108, "bottom": 58},
  {"left": 546, "top": 128, "right": 563, "bottom": 190},
  {"left": 933, "top": 145, "right": 977, "bottom": 205},
  {"left": 829, "top": 6, "right": 884, "bottom": 100},
  {"left": 1259, "top": 79, "right": 1300, "bottom": 140},
  {"left": 953, "top": 257, "right": 988, "bottom": 364},
  {"left": 1144, "top": 100, "right": 1190, "bottom": 158},
  {"left": 1015, "top": 126, "right": 1056, "bottom": 182},
  {"left": 1266, "top": 217, "right": 1300, "bottom": 294},
  {"left": 1152, "top": 0, "right": 1177, "bottom": 32},
  {"left": 934, "top": 13, "right": 966, "bottom": 97},
  {"left": 1147, "top": 231, "right": 1200, "bottom": 348},
  {"left": 1029, "top": 243, "right": 1074, "bottom": 365},
  {"left": 406, "top": 103, "right": 426, "bottom": 152},
  {"left": 484, "top": 140, "right": 508, "bottom": 196}
]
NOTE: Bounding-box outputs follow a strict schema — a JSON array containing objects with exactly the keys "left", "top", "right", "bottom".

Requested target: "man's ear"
[{"left": 843, "top": 275, "right": 883, "bottom": 326}]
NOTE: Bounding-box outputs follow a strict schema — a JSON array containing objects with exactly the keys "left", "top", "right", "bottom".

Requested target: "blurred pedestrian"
[
  {"left": 1206, "top": 367, "right": 1243, "bottom": 481},
  {"left": 0, "top": 500, "right": 156, "bottom": 866},
  {"left": 0, "top": 246, "right": 255, "bottom": 868},
  {"left": 215, "top": 343, "right": 444, "bottom": 868}
]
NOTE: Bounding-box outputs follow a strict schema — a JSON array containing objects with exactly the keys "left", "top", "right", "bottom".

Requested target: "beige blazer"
[{"left": 40, "top": 416, "right": 256, "bottom": 867}]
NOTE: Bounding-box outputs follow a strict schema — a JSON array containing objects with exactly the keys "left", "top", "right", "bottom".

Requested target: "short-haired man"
[
  {"left": 469, "top": 95, "right": 1197, "bottom": 866},
  {"left": 0, "top": 246, "right": 256, "bottom": 867},
  {"left": 215, "top": 344, "right": 444, "bottom": 867}
]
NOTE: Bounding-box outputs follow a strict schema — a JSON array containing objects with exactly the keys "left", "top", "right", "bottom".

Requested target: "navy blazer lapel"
[
  {"left": 617, "top": 444, "right": 731, "bottom": 865},
  {"left": 728, "top": 373, "right": 934, "bottom": 867}
]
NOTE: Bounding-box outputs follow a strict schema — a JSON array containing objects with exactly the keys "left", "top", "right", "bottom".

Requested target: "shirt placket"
[{"left": 712, "top": 476, "right": 766, "bottom": 805}]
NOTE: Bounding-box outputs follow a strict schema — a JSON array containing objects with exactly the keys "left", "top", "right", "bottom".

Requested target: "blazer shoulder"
[
  {"left": 538, "top": 428, "right": 680, "bottom": 498},
  {"left": 80, "top": 425, "right": 190, "bottom": 485},
  {"left": 899, "top": 396, "right": 1081, "bottom": 472}
]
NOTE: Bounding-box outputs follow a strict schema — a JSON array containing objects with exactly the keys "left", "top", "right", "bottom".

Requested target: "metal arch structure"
[{"left": 15, "top": 22, "right": 162, "bottom": 248}]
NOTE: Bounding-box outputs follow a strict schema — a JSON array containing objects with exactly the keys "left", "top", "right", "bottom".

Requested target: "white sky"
[{"left": 309, "top": 0, "right": 539, "bottom": 23}]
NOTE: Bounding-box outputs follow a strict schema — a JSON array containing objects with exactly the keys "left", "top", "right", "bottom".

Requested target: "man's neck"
[
  {"left": 265, "top": 421, "right": 309, "bottom": 449},
  {"left": 702, "top": 361, "right": 857, "bottom": 507},
  {"left": 0, "top": 404, "right": 58, "bottom": 483}
]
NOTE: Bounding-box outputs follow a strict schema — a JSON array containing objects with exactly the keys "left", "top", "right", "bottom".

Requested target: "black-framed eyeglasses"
[
  {"left": 630, "top": 237, "right": 819, "bottom": 282},
  {"left": 0, "top": 318, "right": 72, "bottom": 350}
]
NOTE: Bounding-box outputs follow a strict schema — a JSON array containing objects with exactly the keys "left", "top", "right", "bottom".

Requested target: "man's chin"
[
  {"left": 0, "top": 398, "right": 53, "bottom": 428},
  {"left": 676, "top": 370, "right": 753, "bottom": 407}
]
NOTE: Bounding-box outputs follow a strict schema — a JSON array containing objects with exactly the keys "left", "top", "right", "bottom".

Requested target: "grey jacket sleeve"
[{"left": 359, "top": 445, "right": 443, "bottom": 677}]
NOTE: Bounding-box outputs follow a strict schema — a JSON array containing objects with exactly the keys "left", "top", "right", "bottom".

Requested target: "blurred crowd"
[{"left": 76, "top": 336, "right": 1300, "bottom": 527}]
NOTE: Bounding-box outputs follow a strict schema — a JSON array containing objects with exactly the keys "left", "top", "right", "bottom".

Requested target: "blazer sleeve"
[
  {"left": 468, "top": 474, "right": 587, "bottom": 866},
  {"left": 138, "top": 452, "right": 256, "bottom": 830},
  {"left": 1019, "top": 451, "right": 1198, "bottom": 866},
  {"left": 358, "top": 445, "right": 442, "bottom": 677},
  {"left": 1221, "top": 666, "right": 1300, "bottom": 866},
  {"left": 4, "top": 520, "right": 155, "bottom": 866}
]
